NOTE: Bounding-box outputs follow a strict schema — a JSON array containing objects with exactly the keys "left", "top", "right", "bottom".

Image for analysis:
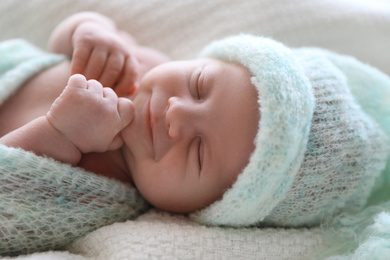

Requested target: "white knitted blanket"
[{"left": 1, "top": 0, "right": 389, "bottom": 259}]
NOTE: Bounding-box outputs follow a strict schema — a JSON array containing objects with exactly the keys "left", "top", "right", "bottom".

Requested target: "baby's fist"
[{"left": 47, "top": 74, "right": 134, "bottom": 153}]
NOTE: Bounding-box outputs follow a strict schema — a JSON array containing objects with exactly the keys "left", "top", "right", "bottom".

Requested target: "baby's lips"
[{"left": 127, "top": 84, "right": 138, "bottom": 96}]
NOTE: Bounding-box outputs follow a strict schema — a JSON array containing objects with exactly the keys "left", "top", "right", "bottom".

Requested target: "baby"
[
  {"left": 1, "top": 11, "right": 390, "bottom": 236},
  {"left": 0, "top": 12, "right": 259, "bottom": 217}
]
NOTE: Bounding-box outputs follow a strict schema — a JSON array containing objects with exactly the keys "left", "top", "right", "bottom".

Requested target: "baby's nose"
[{"left": 166, "top": 97, "right": 199, "bottom": 139}]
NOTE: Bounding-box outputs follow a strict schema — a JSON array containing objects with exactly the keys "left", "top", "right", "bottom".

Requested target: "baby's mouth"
[
  {"left": 148, "top": 100, "right": 154, "bottom": 147},
  {"left": 145, "top": 98, "right": 155, "bottom": 157}
]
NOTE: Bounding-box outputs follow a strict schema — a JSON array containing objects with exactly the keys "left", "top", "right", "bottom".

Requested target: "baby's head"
[{"left": 122, "top": 35, "right": 388, "bottom": 227}]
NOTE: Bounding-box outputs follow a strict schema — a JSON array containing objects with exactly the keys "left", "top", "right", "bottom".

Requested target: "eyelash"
[
  {"left": 197, "top": 137, "right": 203, "bottom": 170},
  {"left": 195, "top": 70, "right": 203, "bottom": 100}
]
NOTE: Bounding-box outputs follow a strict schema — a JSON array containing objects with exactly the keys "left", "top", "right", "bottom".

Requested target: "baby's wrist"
[{"left": 44, "top": 114, "right": 82, "bottom": 164}]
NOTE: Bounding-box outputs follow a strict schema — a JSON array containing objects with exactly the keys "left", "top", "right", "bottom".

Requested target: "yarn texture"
[
  {"left": 264, "top": 48, "right": 389, "bottom": 227},
  {"left": 0, "top": 146, "right": 149, "bottom": 256}
]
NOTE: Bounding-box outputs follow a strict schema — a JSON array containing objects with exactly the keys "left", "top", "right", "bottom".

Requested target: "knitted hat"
[{"left": 190, "top": 35, "right": 390, "bottom": 227}]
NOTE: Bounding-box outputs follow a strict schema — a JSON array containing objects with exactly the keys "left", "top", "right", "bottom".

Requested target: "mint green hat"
[{"left": 190, "top": 35, "right": 389, "bottom": 227}]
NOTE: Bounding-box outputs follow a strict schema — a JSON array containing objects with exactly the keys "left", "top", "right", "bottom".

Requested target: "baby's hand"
[
  {"left": 46, "top": 74, "right": 134, "bottom": 153},
  {"left": 71, "top": 22, "right": 138, "bottom": 96}
]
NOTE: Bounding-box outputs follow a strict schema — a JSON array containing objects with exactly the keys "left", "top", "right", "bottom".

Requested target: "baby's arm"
[
  {"left": 0, "top": 74, "right": 134, "bottom": 166},
  {"left": 0, "top": 116, "right": 82, "bottom": 165},
  {"left": 49, "top": 12, "right": 169, "bottom": 96}
]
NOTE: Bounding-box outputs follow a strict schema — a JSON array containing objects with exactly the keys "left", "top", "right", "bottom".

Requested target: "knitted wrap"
[
  {"left": 0, "top": 146, "right": 149, "bottom": 256},
  {"left": 264, "top": 48, "right": 389, "bottom": 227},
  {"left": 190, "top": 35, "right": 390, "bottom": 227}
]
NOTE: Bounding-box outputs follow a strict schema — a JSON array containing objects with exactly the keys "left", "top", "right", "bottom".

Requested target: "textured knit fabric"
[
  {"left": 190, "top": 35, "right": 390, "bottom": 228},
  {"left": 0, "top": 146, "right": 149, "bottom": 256},
  {"left": 66, "top": 209, "right": 326, "bottom": 260},
  {"left": 0, "top": 39, "right": 66, "bottom": 104},
  {"left": 264, "top": 48, "right": 390, "bottom": 227},
  {"left": 0, "top": 40, "right": 149, "bottom": 256}
]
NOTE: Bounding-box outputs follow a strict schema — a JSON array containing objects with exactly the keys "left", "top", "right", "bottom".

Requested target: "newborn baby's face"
[{"left": 121, "top": 58, "right": 259, "bottom": 213}]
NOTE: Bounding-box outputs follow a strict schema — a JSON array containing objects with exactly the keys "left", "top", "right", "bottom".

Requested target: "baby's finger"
[
  {"left": 86, "top": 79, "right": 104, "bottom": 96},
  {"left": 117, "top": 98, "right": 135, "bottom": 127},
  {"left": 67, "top": 74, "right": 88, "bottom": 90},
  {"left": 83, "top": 47, "right": 108, "bottom": 81},
  {"left": 99, "top": 52, "right": 125, "bottom": 88},
  {"left": 71, "top": 46, "right": 91, "bottom": 75},
  {"left": 114, "top": 56, "right": 139, "bottom": 97},
  {"left": 102, "top": 87, "right": 118, "bottom": 102}
]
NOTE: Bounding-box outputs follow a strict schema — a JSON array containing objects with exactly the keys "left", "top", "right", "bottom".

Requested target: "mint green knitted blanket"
[
  {"left": 0, "top": 39, "right": 149, "bottom": 256},
  {"left": 312, "top": 50, "right": 390, "bottom": 259}
]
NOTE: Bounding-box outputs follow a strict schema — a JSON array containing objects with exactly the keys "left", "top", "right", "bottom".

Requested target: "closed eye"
[
  {"left": 196, "top": 69, "right": 203, "bottom": 100},
  {"left": 197, "top": 136, "right": 204, "bottom": 170},
  {"left": 191, "top": 67, "right": 204, "bottom": 100}
]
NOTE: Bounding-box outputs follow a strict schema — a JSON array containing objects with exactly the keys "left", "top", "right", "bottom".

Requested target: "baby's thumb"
[{"left": 117, "top": 98, "right": 135, "bottom": 128}]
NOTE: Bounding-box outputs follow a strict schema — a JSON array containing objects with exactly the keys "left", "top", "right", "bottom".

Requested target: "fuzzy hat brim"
[{"left": 190, "top": 35, "right": 315, "bottom": 227}]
